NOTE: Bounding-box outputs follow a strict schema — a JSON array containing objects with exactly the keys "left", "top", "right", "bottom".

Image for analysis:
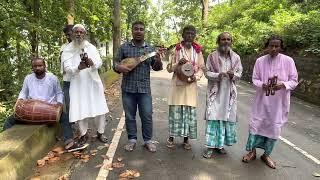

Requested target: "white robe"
[{"left": 62, "top": 41, "right": 109, "bottom": 123}]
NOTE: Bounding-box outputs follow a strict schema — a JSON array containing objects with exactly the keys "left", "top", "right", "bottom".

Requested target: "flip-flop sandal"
[
  {"left": 203, "top": 149, "right": 214, "bottom": 159},
  {"left": 261, "top": 154, "right": 276, "bottom": 169},
  {"left": 97, "top": 133, "right": 108, "bottom": 143},
  {"left": 124, "top": 142, "right": 136, "bottom": 152},
  {"left": 144, "top": 143, "right": 157, "bottom": 153},
  {"left": 183, "top": 142, "right": 192, "bottom": 150},
  {"left": 216, "top": 148, "right": 227, "bottom": 154},
  {"left": 166, "top": 138, "right": 176, "bottom": 149},
  {"left": 242, "top": 151, "right": 256, "bottom": 163}
]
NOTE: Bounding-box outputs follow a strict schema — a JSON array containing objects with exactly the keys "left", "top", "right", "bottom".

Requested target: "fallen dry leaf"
[
  {"left": 91, "top": 153, "right": 97, "bottom": 156},
  {"left": 90, "top": 150, "right": 98, "bottom": 154},
  {"left": 117, "top": 157, "right": 123, "bottom": 162},
  {"left": 112, "top": 162, "right": 125, "bottom": 168},
  {"left": 112, "top": 128, "right": 125, "bottom": 132},
  {"left": 81, "top": 154, "right": 90, "bottom": 159},
  {"left": 104, "top": 164, "right": 113, "bottom": 170},
  {"left": 95, "top": 163, "right": 104, "bottom": 168},
  {"left": 97, "top": 144, "right": 109, "bottom": 150},
  {"left": 101, "top": 155, "right": 110, "bottom": 160},
  {"left": 81, "top": 158, "right": 90, "bottom": 163},
  {"left": 43, "top": 156, "right": 50, "bottom": 161},
  {"left": 47, "top": 151, "right": 55, "bottom": 158},
  {"left": 52, "top": 146, "right": 65, "bottom": 154},
  {"left": 48, "top": 156, "right": 60, "bottom": 163},
  {"left": 30, "top": 176, "right": 41, "bottom": 180},
  {"left": 62, "top": 154, "right": 73, "bottom": 161},
  {"left": 119, "top": 170, "right": 140, "bottom": 178},
  {"left": 58, "top": 174, "right": 69, "bottom": 180},
  {"left": 37, "top": 159, "right": 46, "bottom": 167}
]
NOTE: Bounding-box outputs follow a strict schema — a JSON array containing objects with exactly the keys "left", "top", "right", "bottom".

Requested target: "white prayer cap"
[{"left": 72, "top": 24, "right": 86, "bottom": 32}]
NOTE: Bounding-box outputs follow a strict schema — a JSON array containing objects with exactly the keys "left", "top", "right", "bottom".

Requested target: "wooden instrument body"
[
  {"left": 14, "top": 99, "right": 62, "bottom": 124},
  {"left": 175, "top": 63, "right": 194, "bottom": 82},
  {"left": 120, "top": 52, "right": 157, "bottom": 71}
]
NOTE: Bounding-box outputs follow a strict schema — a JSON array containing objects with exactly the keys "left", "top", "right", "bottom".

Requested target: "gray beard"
[
  {"left": 74, "top": 38, "right": 85, "bottom": 49},
  {"left": 219, "top": 45, "right": 231, "bottom": 53}
]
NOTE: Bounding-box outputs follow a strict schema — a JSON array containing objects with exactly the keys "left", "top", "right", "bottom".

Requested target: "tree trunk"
[
  {"left": 68, "top": 0, "right": 75, "bottom": 16},
  {"left": 113, "top": 0, "right": 121, "bottom": 60},
  {"left": 201, "top": 0, "right": 209, "bottom": 28},
  {"left": 30, "top": 0, "right": 40, "bottom": 57}
]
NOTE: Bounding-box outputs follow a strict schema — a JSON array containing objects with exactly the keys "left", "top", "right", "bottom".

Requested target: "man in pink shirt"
[{"left": 242, "top": 35, "right": 298, "bottom": 169}]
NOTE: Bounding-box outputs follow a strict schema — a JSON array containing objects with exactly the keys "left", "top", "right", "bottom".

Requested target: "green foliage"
[
  {"left": 0, "top": 0, "right": 114, "bottom": 129},
  {"left": 197, "top": 0, "right": 320, "bottom": 57}
]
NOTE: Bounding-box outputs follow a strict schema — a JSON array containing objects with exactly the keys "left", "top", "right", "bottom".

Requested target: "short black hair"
[
  {"left": 182, "top": 25, "right": 196, "bottom": 35},
  {"left": 31, "top": 57, "right": 45, "bottom": 65},
  {"left": 132, "top": 21, "right": 145, "bottom": 29},
  {"left": 216, "top": 32, "right": 233, "bottom": 44},
  {"left": 63, "top": 24, "right": 74, "bottom": 34},
  {"left": 264, "top": 35, "right": 284, "bottom": 49}
]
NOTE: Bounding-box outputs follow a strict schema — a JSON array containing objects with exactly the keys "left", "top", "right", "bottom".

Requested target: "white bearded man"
[{"left": 61, "top": 24, "right": 109, "bottom": 144}]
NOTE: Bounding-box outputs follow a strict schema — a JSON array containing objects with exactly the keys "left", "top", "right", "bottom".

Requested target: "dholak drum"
[
  {"left": 175, "top": 63, "right": 194, "bottom": 82},
  {"left": 14, "top": 99, "right": 62, "bottom": 124}
]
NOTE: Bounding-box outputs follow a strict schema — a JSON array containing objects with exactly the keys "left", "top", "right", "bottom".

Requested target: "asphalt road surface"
[{"left": 70, "top": 67, "right": 320, "bottom": 180}]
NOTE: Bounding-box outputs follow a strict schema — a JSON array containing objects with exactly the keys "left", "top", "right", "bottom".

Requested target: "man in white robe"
[{"left": 61, "top": 24, "right": 109, "bottom": 143}]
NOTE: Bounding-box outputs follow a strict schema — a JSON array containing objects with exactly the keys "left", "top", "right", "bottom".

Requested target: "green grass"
[{"left": 101, "top": 70, "right": 120, "bottom": 87}]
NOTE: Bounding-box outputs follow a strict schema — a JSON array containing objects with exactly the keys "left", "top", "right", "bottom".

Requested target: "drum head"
[{"left": 181, "top": 63, "right": 194, "bottom": 77}]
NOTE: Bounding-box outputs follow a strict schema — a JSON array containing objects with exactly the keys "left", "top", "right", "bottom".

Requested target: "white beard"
[
  {"left": 219, "top": 45, "right": 231, "bottom": 53},
  {"left": 74, "top": 38, "right": 85, "bottom": 49}
]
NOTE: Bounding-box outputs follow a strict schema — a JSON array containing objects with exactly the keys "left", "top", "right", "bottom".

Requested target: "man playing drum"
[
  {"left": 166, "top": 25, "right": 205, "bottom": 150},
  {"left": 3, "top": 57, "right": 87, "bottom": 152}
]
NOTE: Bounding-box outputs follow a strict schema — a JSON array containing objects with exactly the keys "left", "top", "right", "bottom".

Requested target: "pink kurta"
[{"left": 250, "top": 53, "right": 298, "bottom": 139}]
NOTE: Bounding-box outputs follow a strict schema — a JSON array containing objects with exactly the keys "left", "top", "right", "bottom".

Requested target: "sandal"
[
  {"left": 242, "top": 150, "right": 256, "bottom": 163},
  {"left": 216, "top": 148, "right": 227, "bottom": 154},
  {"left": 79, "top": 134, "right": 89, "bottom": 145},
  {"left": 183, "top": 142, "right": 192, "bottom": 150},
  {"left": 97, "top": 132, "right": 108, "bottom": 143},
  {"left": 144, "top": 142, "right": 157, "bottom": 153},
  {"left": 166, "top": 138, "right": 176, "bottom": 149},
  {"left": 124, "top": 141, "right": 136, "bottom": 152},
  {"left": 261, "top": 154, "right": 276, "bottom": 169},
  {"left": 203, "top": 149, "right": 214, "bottom": 159}
]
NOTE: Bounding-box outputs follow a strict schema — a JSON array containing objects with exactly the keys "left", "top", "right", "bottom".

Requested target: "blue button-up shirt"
[{"left": 113, "top": 41, "right": 163, "bottom": 93}]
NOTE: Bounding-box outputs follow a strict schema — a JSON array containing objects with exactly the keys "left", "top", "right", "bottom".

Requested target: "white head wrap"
[{"left": 72, "top": 24, "right": 86, "bottom": 32}]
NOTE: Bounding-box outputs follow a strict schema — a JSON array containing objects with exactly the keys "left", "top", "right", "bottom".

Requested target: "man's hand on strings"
[{"left": 178, "top": 58, "right": 188, "bottom": 65}]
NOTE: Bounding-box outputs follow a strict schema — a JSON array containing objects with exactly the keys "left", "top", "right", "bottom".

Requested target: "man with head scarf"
[
  {"left": 202, "top": 32, "right": 242, "bottom": 158},
  {"left": 166, "top": 25, "right": 205, "bottom": 150}
]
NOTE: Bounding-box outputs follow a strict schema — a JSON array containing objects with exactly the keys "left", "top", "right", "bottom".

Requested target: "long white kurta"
[{"left": 62, "top": 41, "right": 109, "bottom": 123}]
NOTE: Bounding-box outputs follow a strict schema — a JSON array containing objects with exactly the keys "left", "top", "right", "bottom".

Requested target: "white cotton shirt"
[{"left": 60, "top": 43, "right": 72, "bottom": 81}]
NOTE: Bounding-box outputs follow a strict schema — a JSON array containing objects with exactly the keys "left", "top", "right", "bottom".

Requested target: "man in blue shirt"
[{"left": 113, "top": 21, "right": 163, "bottom": 152}]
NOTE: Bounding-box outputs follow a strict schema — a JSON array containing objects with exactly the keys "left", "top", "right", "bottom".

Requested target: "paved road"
[{"left": 70, "top": 68, "right": 320, "bottom": 180}]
